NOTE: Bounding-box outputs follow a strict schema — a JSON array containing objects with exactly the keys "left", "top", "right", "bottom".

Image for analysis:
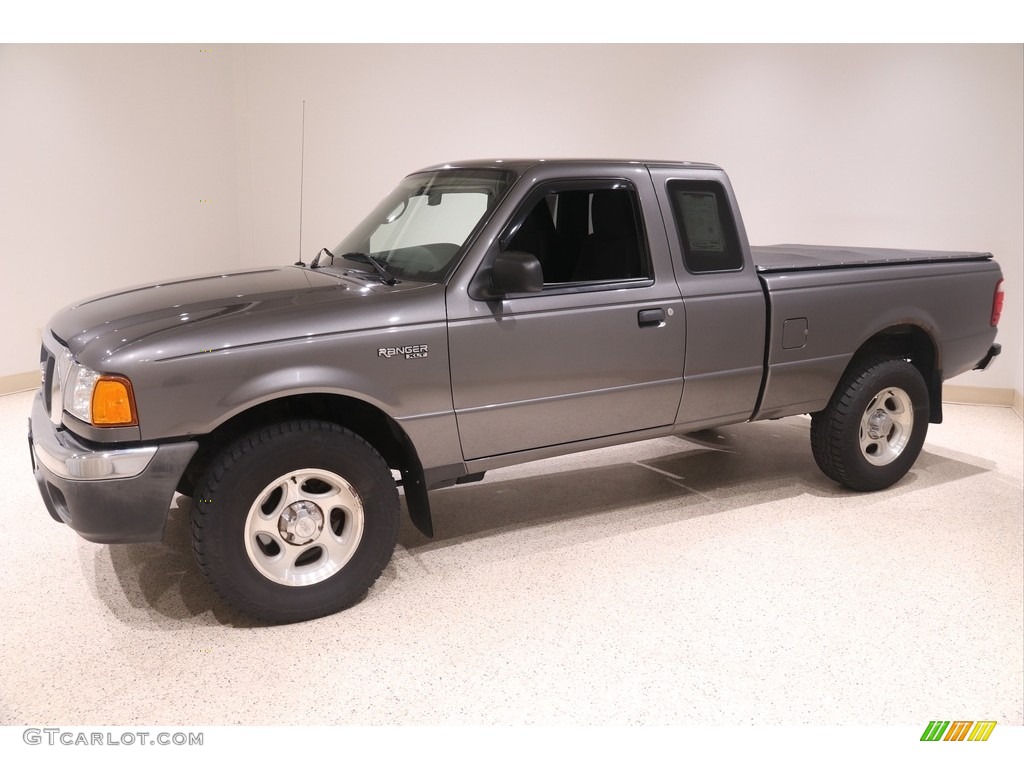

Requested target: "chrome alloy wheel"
[
  {"left": 244, "top": 469, "right": 365, "bottom": 587},
  {"left": 858, "top": 386, "right": 914, "bottom": 467}
]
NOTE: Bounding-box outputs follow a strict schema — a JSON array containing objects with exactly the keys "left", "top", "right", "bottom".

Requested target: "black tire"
[
  {"left": 810, "top": 356, "right": 930, "bottom": 491},
  {"left": 192, "top": 420, "right": 400, "bottom": 623}
]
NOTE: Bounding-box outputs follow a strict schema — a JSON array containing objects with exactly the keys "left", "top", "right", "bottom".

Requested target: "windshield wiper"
[
  {"left": 309, "top": 246, "right": 334, "bottom": 270},
  {"left": 339, "top": 251, "right": 399, "bottom": 285},
  {"left": 310, "top": 247, "right": 398, "bottom": 285}
]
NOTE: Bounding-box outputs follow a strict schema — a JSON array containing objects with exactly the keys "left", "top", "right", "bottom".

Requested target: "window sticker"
[{"left": 680, "top": 193, "right": 725, "bottom": 252}]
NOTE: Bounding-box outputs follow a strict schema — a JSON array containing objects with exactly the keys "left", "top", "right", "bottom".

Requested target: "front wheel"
[
  {"left": 810, "top": 357, "right": 930, "bottom": 491},
  {"left": 191, "top": 420, "right": 400, "bottom": 623}
]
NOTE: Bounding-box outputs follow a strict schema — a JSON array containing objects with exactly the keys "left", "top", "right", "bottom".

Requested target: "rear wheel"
[
  {"left": 810, "top": 357, "right": 930, "bottom": 491},
  {"left": 192, "top": 420, "right": 400, "bottom": 623}
]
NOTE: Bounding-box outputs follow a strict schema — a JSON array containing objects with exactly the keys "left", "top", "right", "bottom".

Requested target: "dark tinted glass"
[{"left": 504, "top": 183, "right": 649, "bottom": 284}]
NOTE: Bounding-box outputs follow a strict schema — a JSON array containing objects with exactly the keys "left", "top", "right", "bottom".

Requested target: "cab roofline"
[{"left": 413, "top": 158, "right": 724, "bottom": 175}]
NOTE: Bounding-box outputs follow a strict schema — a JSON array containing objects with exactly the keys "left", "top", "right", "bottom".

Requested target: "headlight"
[{"left": 66, "top": 363, "right": 139, "bottom": 427}]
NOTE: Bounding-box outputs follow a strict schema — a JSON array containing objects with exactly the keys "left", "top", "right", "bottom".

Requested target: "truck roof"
[{"left": 415, "top": 158, "right": 724, "bottom": 174}]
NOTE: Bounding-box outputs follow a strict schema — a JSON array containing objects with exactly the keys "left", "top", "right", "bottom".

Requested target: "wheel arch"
[
  {"left": 846, "top": 323, "right": 942, "bottom": 423},
  {"left": 179, "top": 393, "right": 434, "bottom": 536}
]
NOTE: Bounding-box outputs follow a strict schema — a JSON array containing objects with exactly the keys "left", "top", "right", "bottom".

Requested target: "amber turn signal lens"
[{"left": 91, "top": 377, "right": 138, "bottom": 426}]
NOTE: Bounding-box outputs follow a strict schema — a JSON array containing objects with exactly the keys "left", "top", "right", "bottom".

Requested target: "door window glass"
[{"left": 503, "top": 184, "right": 649, "bottom": 286}]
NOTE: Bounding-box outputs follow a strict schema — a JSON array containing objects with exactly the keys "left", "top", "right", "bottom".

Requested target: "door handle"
[{"left": 638, "top": 308, "right": 667, "bottom": 328}]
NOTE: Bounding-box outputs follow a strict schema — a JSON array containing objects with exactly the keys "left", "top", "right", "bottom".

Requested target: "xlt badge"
[{"left": 378, "top": 344, "right": 429, "bottom": 360}]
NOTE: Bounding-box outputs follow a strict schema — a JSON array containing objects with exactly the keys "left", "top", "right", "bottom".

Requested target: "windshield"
[{"left": 331, "top": 168, "right": 513, "bottom": 282}]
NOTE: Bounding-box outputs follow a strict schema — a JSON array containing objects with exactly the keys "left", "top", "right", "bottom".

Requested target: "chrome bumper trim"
[{"left": 31, "top": 393, "right": 156, "bottom": 481}]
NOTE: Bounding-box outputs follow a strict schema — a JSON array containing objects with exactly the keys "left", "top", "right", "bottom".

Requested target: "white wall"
[
  {"left": 3, "top": 44, "right": 1022, "bottom": 396},
  {"left": 0, "top": 45, "right": 240, "bottom": 378}
]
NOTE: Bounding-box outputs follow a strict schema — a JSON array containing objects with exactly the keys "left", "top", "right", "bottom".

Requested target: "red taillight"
[{"left": 991, "top": 279, "right": 1004, "bottom": 327}]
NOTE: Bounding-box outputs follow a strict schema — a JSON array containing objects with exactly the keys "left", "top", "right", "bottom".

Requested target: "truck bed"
[{"left": 752, "top": 244, "right": 994, "bottom": 273}]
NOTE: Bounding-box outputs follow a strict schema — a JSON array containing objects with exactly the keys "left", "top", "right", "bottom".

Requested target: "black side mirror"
[{"left": 489, "top": 250, "right": 543, "bottom": 296}]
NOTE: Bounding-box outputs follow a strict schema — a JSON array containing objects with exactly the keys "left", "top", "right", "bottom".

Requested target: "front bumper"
[{"left": 28, "top": 391, "right": 198, "bottom": 543}]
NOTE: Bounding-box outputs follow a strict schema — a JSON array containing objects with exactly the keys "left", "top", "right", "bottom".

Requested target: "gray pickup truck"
[{"left": 29, "top": 159, "right": 1004, "bottom": 622}]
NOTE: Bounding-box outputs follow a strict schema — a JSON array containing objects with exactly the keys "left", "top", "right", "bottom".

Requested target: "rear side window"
[{"left": 668, "top": 180, "right": 743, "bottom": 273}]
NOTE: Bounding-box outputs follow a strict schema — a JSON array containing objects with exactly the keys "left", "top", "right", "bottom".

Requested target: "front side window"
[
  {"left": 333, "top": 169, "right": 512, "bottom": 282},
  {"left": 501, "top": 182, "right": 649, "bottom": 286}
]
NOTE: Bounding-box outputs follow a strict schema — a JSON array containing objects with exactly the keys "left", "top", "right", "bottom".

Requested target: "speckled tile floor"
[{"left": 1, "top": 389, "right": 1021, "bottom": 725}]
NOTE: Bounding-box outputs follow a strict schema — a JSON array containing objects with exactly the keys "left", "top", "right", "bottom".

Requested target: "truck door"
[
  {"left": 648, "top": 166, "right": 767, "bottom": 430},
  {"left": 446, "top": 171, "right": 686, "bottom": 461}
]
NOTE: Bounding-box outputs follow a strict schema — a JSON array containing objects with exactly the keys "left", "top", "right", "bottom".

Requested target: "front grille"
[
  {"left": 40, "top": 338, "right": 73, "bottom": 426},
  {"left": 40, "top": 345, "right": 52, "bottom": 412}
]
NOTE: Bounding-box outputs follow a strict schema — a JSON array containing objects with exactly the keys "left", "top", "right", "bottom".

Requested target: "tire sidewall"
[
  {"left": 838, "top": 360, "right": 930, "bottom": 491},
  {"left": 194, "top": 422, "right": 399, "bottom": 621}
]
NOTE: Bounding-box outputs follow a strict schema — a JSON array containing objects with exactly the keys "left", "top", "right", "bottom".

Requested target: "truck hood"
[{"left": 48, "top": 266, "right": 443, "bottom": 369}]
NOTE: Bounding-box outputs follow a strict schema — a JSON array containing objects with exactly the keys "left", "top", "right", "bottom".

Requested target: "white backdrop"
[{"left": 2, "top": 44, "right": 1021, "bottom": 396}]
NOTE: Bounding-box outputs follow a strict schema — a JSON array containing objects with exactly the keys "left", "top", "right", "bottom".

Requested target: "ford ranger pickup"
[{"left": 28, "top": 159, "right": 1004, "bottom": 622}]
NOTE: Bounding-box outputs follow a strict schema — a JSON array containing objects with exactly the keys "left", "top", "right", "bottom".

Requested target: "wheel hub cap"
[
  {"left": 278, "top": 501, "right": 324, "bottom": 545},
  {"left": 867, "top": 410, "right": 893, "bottom": 440},
  {"left": 858, "top": 386, "right": 915, "bottom": 467},
  {"left": 245, "top": 468, "right": 366, "bottom": 588}
]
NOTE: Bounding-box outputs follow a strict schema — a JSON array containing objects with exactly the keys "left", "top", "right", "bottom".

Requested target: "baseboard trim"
[
  {"left": 0, "top": 371, "right": 39, "bottom": 395},
  {"left": 1, "top": 370, "right": 1022, "bottom": 418},
  {"left": 943, "top": 384, "right": 1015, "bottom": 407},
  {"left": 943, "top": 385, "right": 1022, "bottom": 420}
]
